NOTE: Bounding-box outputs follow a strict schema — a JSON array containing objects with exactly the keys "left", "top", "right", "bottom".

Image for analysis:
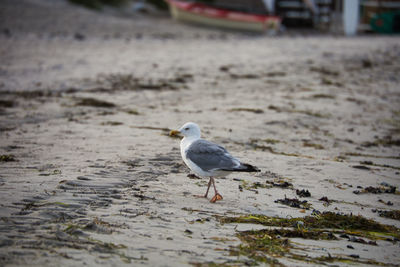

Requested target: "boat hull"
[{"left": 166, "top": 0, "right": 280, "bottom": 32}]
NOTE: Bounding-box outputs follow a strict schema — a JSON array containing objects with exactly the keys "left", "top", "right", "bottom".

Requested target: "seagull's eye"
[{"left": 184, "top": 127, "right": 189, "bottom": 131}]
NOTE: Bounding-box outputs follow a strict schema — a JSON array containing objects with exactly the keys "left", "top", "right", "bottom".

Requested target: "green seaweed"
[
  {"left": 311, "top": 94, "right": 336, "bottom": 99},
  {"left": 0, "top": 89, "right": 54, "bottom": 98},
  {"left": 0, "top": 100, "right": 15, "bottom": 107},
  {"left": 375, "top": 210, "right": 400, "bottom": 221},
  {"left": 344, "top": 152, "right": 400, "bottom": 160},
  {"left": 299, "top": 110, "right": 329, "bottom": 118},
  {"left": 39, "top": 169, "right": 62, "bottom": 176},
  {"left": 191, "top": 261, "right": 249, "bottom": 267},
  {"left": 75, "top": 97, "right": 116, "bottom": 108},
  {"left": 124, "top": 109, "right": 140, "bottom": 115},
  {"left": 233, "top": 228, "right": 339, "bottom": 266},
  {"left": 382, "top": 117, "right": 400, "bottom": 135},
  {"left": 51, "top": 201, "right": 69, "bottom": 206},
  {"left": 275, "top": 197, "right": 312, "bottom": 209},
  {"left": 266, "top": 180, "right": 293, "bottom": 188},
  {"left": 229, "top": 108, "right": 264, "bottom": 114},
  {"left": 240, "top": 180, "right": 271, "bottom": 191},
  {"left": 303, "top": 142, "right": 325, "bottom": 150},
  {"left": 362, "top": 139, "right": 400, "bottom": 147},
  {"left": 267, "top": 105, "right": 330, "bottom": 118},
  {"left": 353, "top": 185, "right": 396, "bottom": 195},
  {"left": 101, "top": 121, "right": 123, "bottom": 126},
  {"left": 321, "top": 77, "right": 343, "bottom": 87},
  {"left": 250, "top": 138, "right": 282, "bottom": 145},
  {"left": 230, "top": 73, "right": 260, "bottom": 79},
  {"left": 359, "top": 160, "right": 400, "bottom": 170},
  {"left": 311, "top": 256, "right": 392, "bottom": 266},
  {"left": 262, "top": 228, "right": 336, "bottom": 240},
  {"left": 262, "top": 139, "right": 281, "bottom": 144},
  {"left": 219, "top": 212, "right": 399, "bottom": 266},
  {"left": 0, "top": 154, "right": 16, "bottom": 162},
  {"left": 265, "top": 71, "right": 286, "bottom": 77},
  {"left": 310, "top": 66, "right": 339, "bottom": 76},
  {"left": 219, "top": 212, "right": 400, "bottom": 239},
  {"left": 236, "top": 230, "right": 290, "bottom": 257},
  {"left": 21, "top": 201, "right": 69, "bottom": 211},
  {"left": 97, "top": 73, "right": 184, "bottom": 91},
  {"left": 245, "top": 142, "right": 314, "bottom": 159}
]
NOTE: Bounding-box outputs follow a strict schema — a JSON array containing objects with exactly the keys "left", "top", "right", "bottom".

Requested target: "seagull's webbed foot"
[
  {"left": 209, "top": 177, "right": 223, "bottom": 203},
  {"left": 210, "top": 193, "right": 223, "bottom": 203},
  {"left": 193, "top": 177, "right": 223, "bottom": 202}
]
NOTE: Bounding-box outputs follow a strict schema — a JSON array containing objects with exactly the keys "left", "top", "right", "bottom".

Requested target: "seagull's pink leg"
[
  {"left": 210, "top": 177, "right": 223, "bottom": 203},
  {"left": 194, "top": 177, "right": 212, "bottom": 198},
  {"left": 204, "top": 177, "right": 212, "bottom": 198}
]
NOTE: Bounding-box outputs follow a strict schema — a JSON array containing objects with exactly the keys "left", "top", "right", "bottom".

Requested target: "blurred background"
[
  {"left": 1, "top": 1, "right": 400, "bottom": 266},
  {"left": 62, "top": 0, "right": 400, "bottom": 34}
]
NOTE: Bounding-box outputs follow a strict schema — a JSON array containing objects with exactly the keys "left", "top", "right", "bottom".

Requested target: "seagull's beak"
[{"left": 169, "top": 129, "right": 181, "bottom": 137}]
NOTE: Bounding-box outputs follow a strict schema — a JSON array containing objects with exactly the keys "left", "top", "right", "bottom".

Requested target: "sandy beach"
[{"left": 1, "top": 0, "right": 399, "bottom": 266}]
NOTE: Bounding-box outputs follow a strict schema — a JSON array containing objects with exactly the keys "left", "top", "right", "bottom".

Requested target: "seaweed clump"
[
  {"left": 233, "top": 229, "right": 290, "bottom": 265},
  {"left": 267, "top": 180, "right": 293, "bottom": 188},
  {"left": 362, "top": 139, "right": 400, "bottom": 147},
  {"left": 229, "top": 108, "right": 264, "bottom": 114},
  {"left": 275, "top": 196, "right": 311, "bottom": 209},
  {"left": 319, "top": 196, "right": 334, "bottom": 206},
  {"left": 233, "top": 227, "right": 338, "bottom": 263},
  {"left": 96, "top": 73, "right": 187, "bottom": 91},
  {"left": 75, "top": 97, "right": 116, "bottom": 108},
  {"left": 240, "top": 180, "right": 270, "bottom": 191},
  {"left": 0, "top": 154, "right": 16, "bottom": 162},
  {"left": 239, "top": 179, "right": 293, "bottom": 192},
  {"left": 220, "top": 212, "right": 400, "bottom": 238},
  {"left": 268, "top": 105, "right": 330, "bottom": 118},
  {"left": 219, "top": 212, "right": 400, "bottom": 265},
  {"left": 372, "top": 209, "right": 400, "bottom": 221},
  {"left": 296, "top": 189, "right": 311, "bottom": 197},
  {"left": 0, "top": 100, "right": 15, "bottom": 107},
  {"left": 353, "top": 185, "right": 396, "bottom": 194},
  {"left": 101, "top": 121, "right": 123, "bottom": 126}
]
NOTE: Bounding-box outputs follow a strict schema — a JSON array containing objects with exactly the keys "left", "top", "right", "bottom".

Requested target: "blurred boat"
[{"left": 165, "top": 0, "right": 281, "bottom": 32}]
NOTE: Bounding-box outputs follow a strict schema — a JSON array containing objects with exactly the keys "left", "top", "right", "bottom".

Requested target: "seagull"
[{"left": 170, "top": 122, "right": 260, "bottom": 203}]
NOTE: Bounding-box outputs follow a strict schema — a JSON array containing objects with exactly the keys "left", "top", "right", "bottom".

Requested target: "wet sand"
[{"left": 1, "top": 0, "right": 400, "bottom": 266}]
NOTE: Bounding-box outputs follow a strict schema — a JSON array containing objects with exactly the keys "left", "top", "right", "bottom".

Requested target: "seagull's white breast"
[
  {"left": 180, "top": 137, "right": 208, "bottom": 176},
  {"left": 180, "top": 137, "right": 231, "bottom": 178}
]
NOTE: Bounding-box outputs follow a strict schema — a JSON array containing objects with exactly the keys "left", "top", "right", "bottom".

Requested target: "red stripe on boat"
[{"left": 166, "top": 0, "right": 280, "bottom": 23}]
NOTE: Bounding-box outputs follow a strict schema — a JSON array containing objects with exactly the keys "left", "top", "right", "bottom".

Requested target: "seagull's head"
[{"left": 171, "top": 122, "right": 201, "bottom": 139}]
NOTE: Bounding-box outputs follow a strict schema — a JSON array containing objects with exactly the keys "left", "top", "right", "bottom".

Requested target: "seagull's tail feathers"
[{"left": 229, "top": 163, "right": 260, "bottom": 173}]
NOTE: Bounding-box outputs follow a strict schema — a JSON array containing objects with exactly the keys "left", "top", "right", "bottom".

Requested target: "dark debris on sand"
[
  {"left": 353, "top": 185, "right": 396, "bottom": 194},
  {"left": 275, "top": 196, "right": 311, "bottom": 209},
  {"left": 372, "top": 209, "right": 400, "bottom": 221},
  {"left": 0, "top": 154, "right": 16, "bottom": 162},
  {"left": 296, "top": 189, "right": 311, "bottom": 197},
  {"left": 75, "top": 97, "right": 116, "bottom": 108},
  {"left": 267, "top": 180, "right": 293, "bottom": 188}
]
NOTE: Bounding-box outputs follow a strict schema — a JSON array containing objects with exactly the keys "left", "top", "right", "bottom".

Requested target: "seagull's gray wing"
[{"left": 185, "top": 139, "right": 239, "bottom": 172}]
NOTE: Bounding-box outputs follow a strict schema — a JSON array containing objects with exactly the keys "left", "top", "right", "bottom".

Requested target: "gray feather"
[{"left": 186, "top": 139, "right": 239, "bottom": 172}]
